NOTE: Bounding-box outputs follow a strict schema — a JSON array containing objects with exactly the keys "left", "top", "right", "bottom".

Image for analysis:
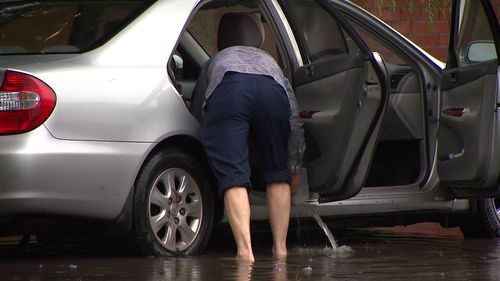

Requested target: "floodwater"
[{"left": 0, "top": 223, "right": 499, "bottom": 281}]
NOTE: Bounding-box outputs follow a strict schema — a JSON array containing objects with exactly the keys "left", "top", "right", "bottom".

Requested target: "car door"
[
  {"left": 277, "top": 0, "right": 388, "bottom": 202},
  {"left": 438, "top": 0, "right": 500, "bottom": 197}
]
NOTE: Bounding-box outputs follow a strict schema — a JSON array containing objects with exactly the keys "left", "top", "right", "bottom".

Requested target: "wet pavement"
[{"left": 0, "top": 223, "right": 498, "bottom": 281}]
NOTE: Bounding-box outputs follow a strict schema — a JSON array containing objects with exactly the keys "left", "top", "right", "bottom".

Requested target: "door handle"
[
  {"left": 447, "top": 148, "right": 465, "bottom": 160},
  {"left": 442, "top": 107, "right": 471, "bottom": 117},
  {"left": 299, "top": 111, "right": 319, "bottom": 119}
]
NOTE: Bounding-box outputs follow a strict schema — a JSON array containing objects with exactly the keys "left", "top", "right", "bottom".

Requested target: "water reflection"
[
  {"left": 236, "top": 260, "right": 254, "bottom": 281},
  {"left": 0, "top": 229, "right": 499, "bottom": 280},
  {"left": 141, "top": 256, "right": 289, "bottom": 281},
  {"left": 232, "top": 259, "right": 287, "bottom": 281}
]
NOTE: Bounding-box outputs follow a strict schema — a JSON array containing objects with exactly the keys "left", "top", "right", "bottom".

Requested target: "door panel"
[
  {"left": 297, "top": 55, "right": 387, "bottom": 198},
  {"left": 295, "top": 55, "right": 365, "bottom": 191},
  {"left": 437, "top": 0, "right": 500, "bottom": 197},
  {"left": 438, "top": 61, "right": 498, "bottom": 183},
  {"left": 281, "top": 0, "right": 388, "bottom": 200},
  {"left": 330, "top": 55, "right": 387, "bottom": 199},
  {"left": 294, "top": 53, "right": 365, "bottom": 84}
]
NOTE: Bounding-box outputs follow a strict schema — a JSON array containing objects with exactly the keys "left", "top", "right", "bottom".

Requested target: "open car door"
[
  {"left": 278, "top": 0, "right": 388, "bottom": 202},
  {"left": 438, "top": 0, "right": 500, "bottom": 198}
]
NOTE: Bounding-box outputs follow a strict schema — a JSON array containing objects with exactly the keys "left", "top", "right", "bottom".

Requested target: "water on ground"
[{"left": 0, "top": 222, "right": 497, "bottom": 280}]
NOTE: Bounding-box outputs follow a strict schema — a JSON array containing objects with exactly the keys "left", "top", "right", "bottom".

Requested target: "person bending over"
[{"left": 191, "top": 14, "right": 305, "bottom": 261}]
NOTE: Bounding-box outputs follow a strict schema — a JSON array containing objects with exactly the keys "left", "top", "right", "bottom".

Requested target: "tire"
[
  {"left": 459, "top": 198, "right": 500, "bottom": 239},
  {"left": 133, "top": 148, "right": 214, "bottom": 256}
]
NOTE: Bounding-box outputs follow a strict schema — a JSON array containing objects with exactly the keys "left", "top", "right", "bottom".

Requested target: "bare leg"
[
  {"left": 224, "top": 187, "right": 254, "bottom": 261},
  {"left": 266, "top": 182, "right": 291, "bottom": 258}
]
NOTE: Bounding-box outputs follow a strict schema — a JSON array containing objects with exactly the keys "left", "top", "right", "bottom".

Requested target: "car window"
[
  {"left": 282, "top": 0, "right": 347, "bottom": 63},
  {"left": 453, "top": 0, "right": 497, "bottom": 66},
  {"left": 345, "top": 19, "right": 420, "bottom": 93},
  {"left": 0, "top": 0, "right": 154, "bottom": 55},
  {"left": 345, "top": 20, "right": 407, "bottom": 66}
]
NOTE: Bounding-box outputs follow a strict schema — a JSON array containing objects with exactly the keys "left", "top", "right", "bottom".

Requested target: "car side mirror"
[
  {"left": 171, "top": 54, "right": 184, "bottom": 80},
  {"left": 465, "top": 41, "right": 496, "bottom": 63}
]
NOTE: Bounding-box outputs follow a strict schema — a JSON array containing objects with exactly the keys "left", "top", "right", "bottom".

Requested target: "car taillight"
[{"left": 0, "top": 71, "right": 56, "bottom": 135}]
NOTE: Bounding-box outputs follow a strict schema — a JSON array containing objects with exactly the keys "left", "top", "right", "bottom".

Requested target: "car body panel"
[
  {"left": 253, "top": 192, "right": 470, "bottom": 221},
  {"left": 39, "top": 63, "right": 199, "bottom": 143},
  {"left": 0, "top": 126, "right": 150, "bottom": 219}
]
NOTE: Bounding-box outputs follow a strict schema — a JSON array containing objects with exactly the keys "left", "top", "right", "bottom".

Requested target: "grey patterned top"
[{"left": 191, "top": 46, "right": 305, "bottom": 174}]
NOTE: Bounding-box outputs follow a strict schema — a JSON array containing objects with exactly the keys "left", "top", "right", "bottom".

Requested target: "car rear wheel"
[
  {"left": 133, "top": 148, "right": 214, "bottom": 256},
  {"left": 459, "top": 198, "right": 500, "bottom": 239}
]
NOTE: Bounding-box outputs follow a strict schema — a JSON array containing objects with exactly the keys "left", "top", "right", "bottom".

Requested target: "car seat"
[
  {"left": 217, "top": 13, "right": 265, "bottom": 51},
  {"left": 190, "top": 12, "right": 266, "bottom": 120}
]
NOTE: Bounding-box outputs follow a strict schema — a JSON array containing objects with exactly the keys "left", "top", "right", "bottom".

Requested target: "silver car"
[{"left": 0, "top": 0, "right": 499, "bottom": 255}]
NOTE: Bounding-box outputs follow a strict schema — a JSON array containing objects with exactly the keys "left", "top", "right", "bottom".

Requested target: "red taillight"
[{"left": 0, "top": 71, "right": 56, "bottom": 135}]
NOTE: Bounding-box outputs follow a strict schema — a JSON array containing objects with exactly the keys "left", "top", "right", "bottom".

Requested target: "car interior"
[
  {"left": 169, "top": 0, "right": 428, "bottom": 196},
  {"left": 344, "top": 19, "right": 427, "bottom": 188}
]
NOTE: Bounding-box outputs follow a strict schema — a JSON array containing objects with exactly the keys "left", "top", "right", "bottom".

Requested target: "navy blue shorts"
[{"left": 201, "top": 72, "right": 291, "bottom": 197}]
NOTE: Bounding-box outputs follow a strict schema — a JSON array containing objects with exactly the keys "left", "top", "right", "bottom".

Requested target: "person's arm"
[
  {"left": 284, "top": 81, "right": 306, "bottom": 193},
  {"left": 190, "top": 59, "right": 211, "bottom": 121},
  {"left": 290, "top": 173, "right": 302, "bottom": 194}
]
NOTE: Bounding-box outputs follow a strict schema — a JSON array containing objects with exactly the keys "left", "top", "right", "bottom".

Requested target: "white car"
[{"left": 0, "top": 0, "right": 499, "bottom": 256}]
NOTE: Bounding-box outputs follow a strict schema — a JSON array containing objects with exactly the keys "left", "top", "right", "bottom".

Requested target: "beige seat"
[
  {"left": 216, "top": 13, "right": 265, "bottom": 50},
  {"left": 190, "top": 13, "right": 267, "bottom": 119}
]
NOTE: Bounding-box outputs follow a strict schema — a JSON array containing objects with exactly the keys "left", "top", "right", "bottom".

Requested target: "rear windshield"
[{"left": 0, "top": 0, "right": 155, "bottom": 55}]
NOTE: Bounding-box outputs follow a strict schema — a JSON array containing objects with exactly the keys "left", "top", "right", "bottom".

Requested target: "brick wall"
[{"left": 350, "top": 0, "right": 500, "bottom": 61}]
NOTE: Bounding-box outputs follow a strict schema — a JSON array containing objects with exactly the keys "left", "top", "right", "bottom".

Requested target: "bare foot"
[
  {"left": 236, "top": 253, "right": 255, "bottom": 262},
  {"left": 272, "top": 246, "right": 287, "bottom": 258}
]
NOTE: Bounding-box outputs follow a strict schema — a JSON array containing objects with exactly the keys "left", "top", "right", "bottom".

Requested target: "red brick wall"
[{"left": 350, "top": 0, "right": 500, "bottom": 61}]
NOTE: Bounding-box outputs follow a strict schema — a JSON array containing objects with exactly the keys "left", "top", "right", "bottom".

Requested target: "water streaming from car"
[
  {"left": 306, "top": 204, "right": 353, "bottom": 254},
  {"left": 292, "top": 170, "right": 353, "bottom": 254}
]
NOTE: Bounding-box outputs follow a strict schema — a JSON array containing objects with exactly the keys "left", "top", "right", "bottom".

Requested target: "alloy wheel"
[{"left": 147, "top": 168, "right": 203, "bottom": 252}]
